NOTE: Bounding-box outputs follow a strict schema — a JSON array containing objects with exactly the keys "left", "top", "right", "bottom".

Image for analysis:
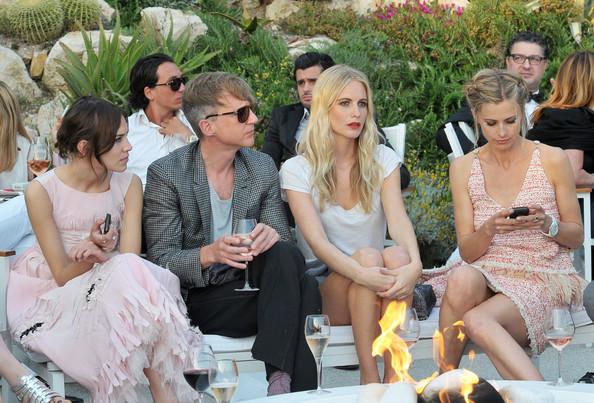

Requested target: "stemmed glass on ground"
[
  {"left": 209, "top": 359, "right": 239, "bottom": 403},
  {"left": 27, "top": 137, "right": 51, "bottom": 177},
  {"left": 544, "top": 306, "right": 575, "bottom": 386},
  {"left": 233, "top": 218, "right": 259, "bottom": 292},
  {"left": 305, "top": 314, "right": 331, "bottom": 394},
  {"left": 183, "top": 343, "right": 217, "bottom": 402},
  {"left": 395, "top": 307, "right": 420, "bottom": 348}
]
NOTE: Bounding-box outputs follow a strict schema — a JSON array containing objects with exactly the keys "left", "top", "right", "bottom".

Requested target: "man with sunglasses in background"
[
  {"left": 127, "top": 53, "right": 196, "bottom": 184},
  {"left": 143, "top": 72, "right": 321, "bottom": 396},
  {"left": 435, "top": 31, "right": 550, "bottom": 156}
]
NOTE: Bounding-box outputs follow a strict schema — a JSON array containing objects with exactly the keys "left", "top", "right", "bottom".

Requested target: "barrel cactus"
[
  {"left": 0, "top": 7, "right": 10, "bottom": 35},
  {"left": 60, "top": 0, "right": 101, "bottom": 31},
  {"left": 6, "top": 0, "right": 64, "bottom": 43}
]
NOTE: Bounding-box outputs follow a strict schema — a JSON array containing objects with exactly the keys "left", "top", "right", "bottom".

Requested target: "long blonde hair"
[
  {"left": 297, "top": 65, "right": 382, "bottom": 213},
  {"left": 533, "top": 51, "right": 594, "bottom": 123},
  {"left": 0, "top": 81, "right": 30, "bottom": 172}
]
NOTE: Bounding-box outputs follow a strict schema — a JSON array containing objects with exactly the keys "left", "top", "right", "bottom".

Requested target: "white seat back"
[{"left": 383, "top": 123, "right": 406, "bottom": 160}]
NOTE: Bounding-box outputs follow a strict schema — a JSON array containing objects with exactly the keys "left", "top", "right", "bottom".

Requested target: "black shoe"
[
  {"left": 334, "top": 365, "right": 359, "bottom": 371},
  {"left": 578, "top": 372, "right": 594, "bottom": 384}
]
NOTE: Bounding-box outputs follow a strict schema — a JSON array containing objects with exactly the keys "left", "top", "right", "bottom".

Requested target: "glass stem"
[
  {"left": 316, "top": 357, "right": 323, "bottom": 391},
  {"left": 557, "top": 350, "right": 562, "bottom": 384},
  {"left": 244, "top": 262, "right": 250, "bottom": 287}
]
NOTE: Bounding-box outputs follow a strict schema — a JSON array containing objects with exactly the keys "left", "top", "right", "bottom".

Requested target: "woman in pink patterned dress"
[
  {"left": 7, "top": 96, "right": 201, "bottom": 402},
  {"left": 437, "top": 69, "right": 586, "bottom": 380}
]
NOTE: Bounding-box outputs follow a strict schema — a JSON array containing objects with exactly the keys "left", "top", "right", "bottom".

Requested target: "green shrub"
[
  {"left": 57, "top": 14, "right": 218, "bottom": 114},
  {"left": 6, "top": 0, "right": 64, "bottom": 43}
]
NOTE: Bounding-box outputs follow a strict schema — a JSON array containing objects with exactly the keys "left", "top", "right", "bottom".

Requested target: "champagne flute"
[
  {"left": 395, "top": 307, "right": 420, "bottom": 349},
  {"left": 305, "top": 314, "right": 331, "bottom": 394},
  {"left": 544, "top": 306, "right": 575, "bottom": 386},
  {"left": 233, "top": 218, "right": 259, "bottom": 292},
  {"left": 209, "top": 359, "right": 239, "bottom": 403},
  {"left": 27, "top": 137, "right": 51, "bottom": 177},
  {"left": 183, "top": 343, "right": 217, "bottom": 402}
]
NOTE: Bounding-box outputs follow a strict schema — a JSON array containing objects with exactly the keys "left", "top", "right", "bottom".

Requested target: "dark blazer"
[
  {"left": 143, "top": 142, "right": 292, "bottom": 294},
  {"left": 262, "top": 102, "right": 411, "bottom": 188},
  {"left": 434, "top": 103, "right": 486, "bottom": 155}
]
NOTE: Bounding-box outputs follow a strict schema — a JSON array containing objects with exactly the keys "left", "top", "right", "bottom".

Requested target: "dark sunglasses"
[
  {"left": 153, "top": 76, "right": 187, "bottom": 92},
  {"left": 204, "top": 105, "right": 252, "bottom": 124}
]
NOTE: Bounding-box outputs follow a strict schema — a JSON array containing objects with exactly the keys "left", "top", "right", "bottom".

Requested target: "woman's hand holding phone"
[{"left": 89, "top": 214, "right": 118, "bottom": 252}]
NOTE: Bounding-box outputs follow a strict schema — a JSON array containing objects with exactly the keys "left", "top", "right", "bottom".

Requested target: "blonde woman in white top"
[
  {"left": 0, "top": 81, "right": 31, "bottom": 189},
  {"left": 280, "top": 65, "right": 421, "bottom": 384}
]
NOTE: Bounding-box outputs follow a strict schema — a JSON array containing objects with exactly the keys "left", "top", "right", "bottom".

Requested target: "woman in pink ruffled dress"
[
  {"left": 7, "top": 96, "right": 201, "bottom": 402},
  {"left": 431, "top": 69, "right": 586, "bottom": 380}
]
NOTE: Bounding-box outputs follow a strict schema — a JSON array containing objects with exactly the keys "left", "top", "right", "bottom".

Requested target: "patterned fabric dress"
[
  {"left": 7, "top": 170, "right": 201, "bottom": 402},
  {"left": 424, "top": 146, "right": 586, "bottom": 354}
]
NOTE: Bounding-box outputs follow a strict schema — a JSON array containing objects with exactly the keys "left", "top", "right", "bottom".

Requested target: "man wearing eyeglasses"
[
  {"left": 127, "top": 53, "right": 196, "bottom": 184},
  {"left": 436, "top": 31, "right": 550, "bottom": 156},
  {"left": 143, "top": 72, "right": 321, "bottom": 396}
]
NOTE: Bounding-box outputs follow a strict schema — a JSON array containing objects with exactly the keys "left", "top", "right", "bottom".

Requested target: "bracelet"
[{"left": 12, "top": 374, "right": 62, "bottom": 402}]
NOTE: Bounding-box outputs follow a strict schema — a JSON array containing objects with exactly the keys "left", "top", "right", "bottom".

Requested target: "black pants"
[{"left": 187, "top": 241, "right": 321, "bottom": 392}]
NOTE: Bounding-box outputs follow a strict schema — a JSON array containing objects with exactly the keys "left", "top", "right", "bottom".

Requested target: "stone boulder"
[
  {"left": 288, "top": 36, "right": 336, "bottom": 58},
  {"left": 0, "top": 46, "right": 41, "bottom": 101},
  {"left": 97, "top": 0, "right": 116, "bottom": 25},
  {"left": 42, "top": 30, "right": 132, "bottom": 95},
  {"left": 36, "top": 93, "right": 68, "bottom": 139},
  {"left": 265, "top": 0, "right": 299, "bottom": 21},
  {"left": 140, "top": 7, "right": 207, "bottom": 43}
]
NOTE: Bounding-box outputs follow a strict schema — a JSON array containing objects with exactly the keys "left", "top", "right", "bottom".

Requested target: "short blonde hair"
[
  {"left": 298, "top": 65, "right": 382, "bottom": 213},
  {"left": 182, "top": 72, "right": 256, "bottom": 138},
  {"left": 464, "top": 68, "right": 530, "bottom": 139}
]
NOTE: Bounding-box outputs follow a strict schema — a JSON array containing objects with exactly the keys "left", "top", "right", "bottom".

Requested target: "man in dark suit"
[
  {"left": 435, "top": 31, "right": 550, "bottom": 155},
  {"left": 263, "top": 52, "right": 410, "bottom": 188},
  {"left": 143, "top": 72, "right": 321, "bottom": 395}
]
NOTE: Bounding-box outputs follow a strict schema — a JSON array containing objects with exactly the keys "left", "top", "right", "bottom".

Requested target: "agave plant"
[{"left": 56, "top": 13, "right": 219, "bottom": 113}]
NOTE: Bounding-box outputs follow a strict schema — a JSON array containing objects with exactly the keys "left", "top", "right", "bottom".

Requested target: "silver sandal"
[{"left": 11, "top": 374, "right": 62, "bottom": 403}]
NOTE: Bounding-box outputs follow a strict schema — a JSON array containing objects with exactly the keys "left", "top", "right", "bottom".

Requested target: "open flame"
[{"left": 372, "top": 300, "right": 480, "bottom": 401}]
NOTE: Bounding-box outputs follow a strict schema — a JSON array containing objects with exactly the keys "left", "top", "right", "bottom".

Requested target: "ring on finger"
[{"left": 533, "top": 217, "right": 539, "bottom": 223}]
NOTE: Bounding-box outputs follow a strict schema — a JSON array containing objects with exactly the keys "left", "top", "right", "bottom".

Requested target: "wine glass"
[
  {"left": 183, "top": 343, "right": 217, "bottom": 402},
  {"left": 544, "top": 306, "right": 575, "bottom": 386},
  {"left": 233, "top": 218, "right": 259, "bottom": 292},
  {"left": 395, "top": 307, "right": 420, "bottom": 349},
  {"left": 27, "top": 137, "right": 51, "bottom": 177},
  {"left": 305, "top": 314, "right": 331, "bottom": 394},
  {"left": 209, "top": 359, "right": 239, "bottom": 403}
]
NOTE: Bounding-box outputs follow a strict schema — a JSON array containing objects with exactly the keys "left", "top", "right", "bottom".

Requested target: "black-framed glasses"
[
  {"left": 508, "top": 54, "right": 546, "bottom": 65},
  {"left": 204, "top": 105, "right": 252, "bottom": 124},
  {"left": 153, "top": 76, "right": 187, "bottom": 92}
]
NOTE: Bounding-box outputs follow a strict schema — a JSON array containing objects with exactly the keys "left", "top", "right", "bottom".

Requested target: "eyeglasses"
[
  {"left": 204, "top": 105, "right": 252, "bottom": 124},
  {"left": 153, "top": 76, "right": 187, "bottom": 92},
  {"left": 508, "top": 54, "right": 546, "bottom": 65}
]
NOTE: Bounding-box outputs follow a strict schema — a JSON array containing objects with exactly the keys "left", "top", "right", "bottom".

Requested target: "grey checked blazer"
[{"left": 143, "top": 142, "right": 293, "bottom": 294}]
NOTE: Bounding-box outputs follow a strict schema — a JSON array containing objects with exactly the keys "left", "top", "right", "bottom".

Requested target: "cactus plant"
[
  {"left": 60, "top": 0, "right": 101, "bottom": 31},
  {"left": 6, "top": 0, "right": 64, "bottom": 43},
  {"left": 0, "top": 6, "right": 10, "bottom": 35}
]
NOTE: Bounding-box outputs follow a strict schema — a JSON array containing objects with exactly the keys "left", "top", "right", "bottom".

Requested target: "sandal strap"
[{"left": 11, "top": 375, "right": 61, "bottom": 403}]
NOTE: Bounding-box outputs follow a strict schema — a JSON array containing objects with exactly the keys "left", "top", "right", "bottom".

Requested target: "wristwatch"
[{"left": 542, "top": 215, "right": 559, "bottom": 237}]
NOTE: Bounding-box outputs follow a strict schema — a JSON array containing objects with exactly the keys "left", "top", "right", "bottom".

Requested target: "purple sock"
[{"left": 267, "top": 370, "right": 291, "bottom": 396}]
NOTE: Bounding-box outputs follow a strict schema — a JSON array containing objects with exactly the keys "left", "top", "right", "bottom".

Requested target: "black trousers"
[{"left": 187, "top": 241, "right": 322, "bottom": 392}]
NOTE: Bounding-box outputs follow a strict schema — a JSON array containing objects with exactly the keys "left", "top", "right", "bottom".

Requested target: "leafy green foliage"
[{"left": 56, "top": 14, "right": 218, "bottom": 114}]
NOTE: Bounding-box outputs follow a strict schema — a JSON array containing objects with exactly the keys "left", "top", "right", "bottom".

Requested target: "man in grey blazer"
[{"left": 143, "top": 72, "right": 321, "bottom": 395}]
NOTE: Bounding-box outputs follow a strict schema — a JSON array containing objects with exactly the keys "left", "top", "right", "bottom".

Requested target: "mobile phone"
[
  {"left": 508, "top": 207, "right": 529, "bottom": 219},
  {"left": 102, "top": 213, "right": 111, "bottom": 234}
]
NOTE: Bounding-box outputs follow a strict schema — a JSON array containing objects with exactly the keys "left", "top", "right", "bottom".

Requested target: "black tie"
[{"left": 530, "top": 92, "right": 544, "bottom": 103}]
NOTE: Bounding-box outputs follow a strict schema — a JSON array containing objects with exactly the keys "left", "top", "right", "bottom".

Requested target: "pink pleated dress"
[
  {"left": 424, "top": 146, "right": 586, "bottom": 354},
  {"left": 7, "top": 170, "right": 201, "bottom": 402}
]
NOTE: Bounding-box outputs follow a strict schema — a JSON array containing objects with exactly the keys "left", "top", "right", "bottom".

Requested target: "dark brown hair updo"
[
  {"left": 56, "top": 96, "right": 126, "bottom": 162},
  {"left": 464, "top": 69, "right": 530, "bottom": 140}
]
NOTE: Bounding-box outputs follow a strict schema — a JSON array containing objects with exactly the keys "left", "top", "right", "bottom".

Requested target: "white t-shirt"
[
  {"left": 126, "top": 109, "right": 195, "bottom": 184},
  {"left": 0, "top": 134, "right": 30, "bottom": 189},
  {"left": 280, "top": 144, "right": 400, "bottom": 276}
]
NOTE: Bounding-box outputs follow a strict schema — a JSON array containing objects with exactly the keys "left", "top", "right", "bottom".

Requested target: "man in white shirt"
[{"left": 127, "top": 53, "right": 196, "bottom": 184}]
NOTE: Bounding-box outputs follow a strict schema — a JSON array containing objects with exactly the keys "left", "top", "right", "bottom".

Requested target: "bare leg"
[
  {"left": 144, "top": 368, "right": 179, "bottom": 403},
  {"left": 380, "top": 246, "right": 412, "bottom": 383},
  {"left": 438, "top": 266, "right": 492, "bottom": 372},
  {"left": 463, "top": 294, "right": 543, "bottom": 380}
]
